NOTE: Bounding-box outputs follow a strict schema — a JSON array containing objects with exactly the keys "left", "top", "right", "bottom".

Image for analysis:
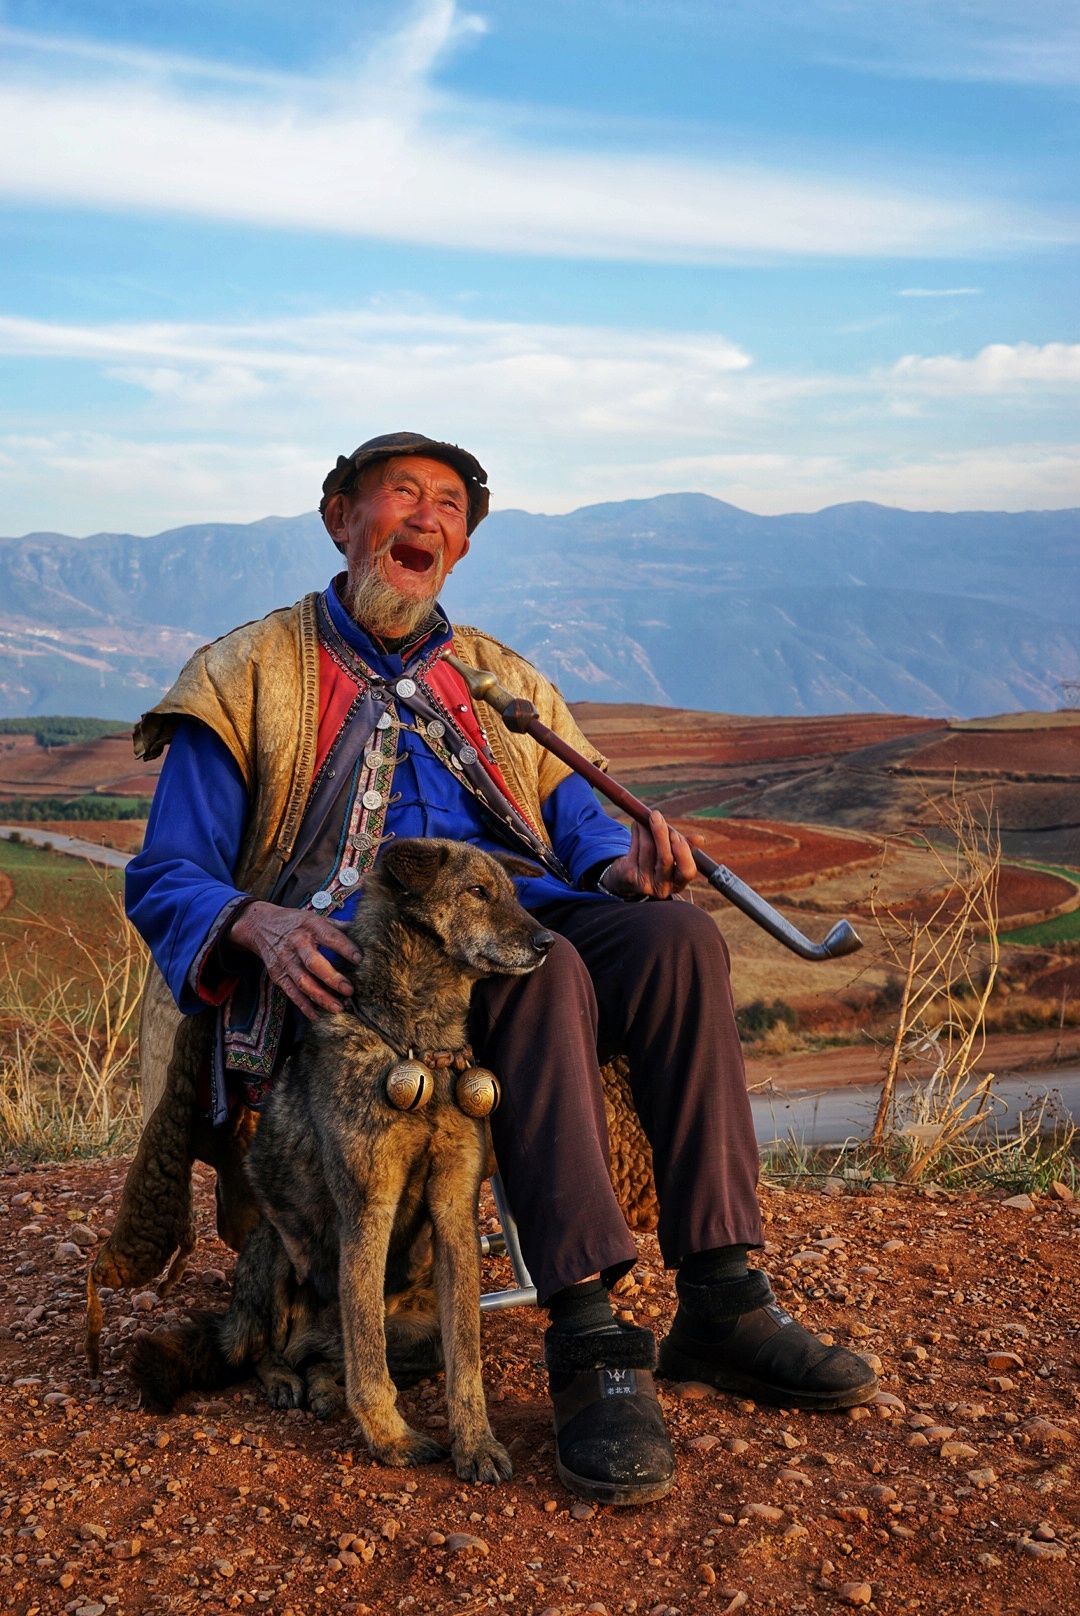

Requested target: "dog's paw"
[
  {"left": 372, "top": 1429, "right": 449, "bottom": 1469},
  {"left": 308, "top": 1379, "right": 347, "bottom": 1422},
  {"left": 260, "top": 1365, "right": 305, "bottom": 1409},
  {"left": 453, "top": 1434, "right": 514, "bottom": 1485}
]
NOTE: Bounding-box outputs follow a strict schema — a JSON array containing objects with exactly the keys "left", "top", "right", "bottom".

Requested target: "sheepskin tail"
[{"left": 129, "top": 1312, "right": 246, "bottom": 1412}]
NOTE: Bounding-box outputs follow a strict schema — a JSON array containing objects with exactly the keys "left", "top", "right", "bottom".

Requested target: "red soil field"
[
  {"left": 673, "top": 815, "right": 881, "bottom": 890},
  {"left": 0, "top": 734, "right": 159, "bottom": 798},
  {"left": 869, "top": 865, "right": 1076, "bottom": 927},
  {"left": 899, "top": 728, "right": 1080, "bottom": 778},
  {"left": 575, "top": 704, "right": 944, "bottom": 771}
]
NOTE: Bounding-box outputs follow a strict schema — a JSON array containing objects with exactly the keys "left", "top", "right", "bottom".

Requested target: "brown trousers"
[{"left": 469, "top": 898, "right": 763, "bottom": 1304}]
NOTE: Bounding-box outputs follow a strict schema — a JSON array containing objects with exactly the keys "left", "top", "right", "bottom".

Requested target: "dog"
[{"left": 131, "top": 837, "right": 553, "bottom": 1483}]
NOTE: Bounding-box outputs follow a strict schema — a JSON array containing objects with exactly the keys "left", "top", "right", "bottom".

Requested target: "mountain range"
[{"left": 0, "top": 495, "right": 1075, "bottom": 719}]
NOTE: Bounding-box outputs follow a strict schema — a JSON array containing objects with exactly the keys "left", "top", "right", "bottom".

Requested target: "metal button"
[
  {"left": 449, "top": 754, "right": 462, "bottom": 769},
  {"left": 350, "top": 831, "right": 374, "bottom": 851},
  {"left": 395, "top": 678, "right": 416, "bottom": 699},
  {"left": 364, "top": 750, "right": 384, "bottom": 770},
  {"left": 362, "top": 789, "right": 383, "bottom": 810},
  {"left": 426, "top": 719, "right": 445, "bottom": 740},
  {"left": 376, "top": 712, "right": 393, "bottom": 730},
  {"left": 311, "top": 891, "right": 333, "bottom": 911},
  {"left": 339, "top": 867, "right": 360, "bottom": 889},
  {"left": 458, "top": 745, "right": 478, "bottom": 766}
]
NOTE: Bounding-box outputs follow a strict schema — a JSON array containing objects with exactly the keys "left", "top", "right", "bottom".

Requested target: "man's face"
[{"left": 325, "top": 454, "right": 471, "bottom": 637}]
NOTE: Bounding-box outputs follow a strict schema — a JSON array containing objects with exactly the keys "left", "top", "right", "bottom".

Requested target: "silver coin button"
[
  {"left": 376, "top": 712, "right": 393, "bottom": 730},
  {"left": 364, "top": 750, "right": 384, "bottom": 770},
  {"left": 311, "top": 891, "right": 333, "bottom": 911},
  {"left": 395, "top": 678, "right": 416, "bottom": 698},
  {"left": 426, "top": 719, "right": 445, "bottom": 740},
  {"left": 449, "top": 754, "right": 462, "bottom": 769},
  {"left": 339, "top": 867, "right": 360, "bottom": 888},
  {"left": 458, "top": 745, "right": 478, "bottom": 766},
  {"left": 362, "top": 789, "right": 383, "bottom": 810},
  {"left": 350, "top": 831, "right": 373, "bottom": 850}
]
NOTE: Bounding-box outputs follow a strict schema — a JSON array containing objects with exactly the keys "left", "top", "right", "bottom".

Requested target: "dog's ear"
[
  {"left": 490, "top": 852, "right": 545, "bottom": 880},
  {"left": 379, "top": 839, "right": 450, "bottom": 893}
]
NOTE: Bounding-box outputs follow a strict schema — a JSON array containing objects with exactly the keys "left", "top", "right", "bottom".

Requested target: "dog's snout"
[{"left": 531, "top": 928, "right": 555, "bottom": 957}]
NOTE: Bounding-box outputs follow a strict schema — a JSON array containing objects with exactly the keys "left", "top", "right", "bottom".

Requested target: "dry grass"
[
  {"left": 865, "top": 792, "right": 1077, "bottom": 1180},
  {"left": 0, "top": 871, "right": 147, "bottom": 1159}
]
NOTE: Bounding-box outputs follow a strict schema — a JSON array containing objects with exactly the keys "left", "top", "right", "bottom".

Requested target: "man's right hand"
[{"left": 227, "top": 901, "right": 363, "bottom": 1020}]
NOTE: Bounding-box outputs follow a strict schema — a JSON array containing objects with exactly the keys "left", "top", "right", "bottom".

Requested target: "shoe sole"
[
  {"left": 656, "top": 1340, "right": 879, "bottom": 1411},
  {"left": 555, "top": 1453, "right": 674, "bottom": 1507}
]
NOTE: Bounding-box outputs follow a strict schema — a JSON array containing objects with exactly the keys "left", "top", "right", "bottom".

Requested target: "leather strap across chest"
[{"left": 216, "top": 600, "right": 570, "bottom": 1096}]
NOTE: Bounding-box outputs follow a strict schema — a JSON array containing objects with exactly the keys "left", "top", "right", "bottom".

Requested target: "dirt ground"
[{"left": 1, "top": 1160, "right": 1076, "bottom": 1616}]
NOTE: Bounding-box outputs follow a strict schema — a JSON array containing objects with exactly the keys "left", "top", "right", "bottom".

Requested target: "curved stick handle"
[{"left": 444, "top": 652, "right": 862, "bottom": 962}]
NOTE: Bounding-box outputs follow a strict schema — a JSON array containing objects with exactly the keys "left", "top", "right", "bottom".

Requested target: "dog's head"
[{"left": 369, "top": 838, "right": 554, "bottom": 977}]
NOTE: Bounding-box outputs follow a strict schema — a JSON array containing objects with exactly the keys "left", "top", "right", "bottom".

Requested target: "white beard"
[{"left": 345, "top": 545, "right": 445, "bottom": 638}]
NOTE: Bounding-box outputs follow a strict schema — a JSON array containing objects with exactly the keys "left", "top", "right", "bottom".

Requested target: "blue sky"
[{"left": 0, "top": 0, "right": 1077, "bottom": 534}]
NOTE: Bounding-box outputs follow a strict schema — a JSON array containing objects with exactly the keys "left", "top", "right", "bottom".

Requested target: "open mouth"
[{"left": 388, "top": 541, "right": 437, "bottom": 575}]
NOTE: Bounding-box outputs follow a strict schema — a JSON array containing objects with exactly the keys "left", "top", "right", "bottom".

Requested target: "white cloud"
[
  {"left": 6, "top": 428, "right": 1075, "bottom": 535},
  {"left": 577, "top": 444, "right": 1080, "bottom": 513},
  {"left": 0, "top": 2, "right": 1058, "bottom": 261},
  {"left": 0, "top": 432, "right": 327, "bottom": 535},
  {"left": 897, "top": 287, "right": 983, "bottom": 299},
  {"left": 890, "top": 341, "right": 1080, "bottom": 392},
  {"left": 0, "top": 307, "right": 757, "bottom": 437},
  {"left": 2, "top": 307, "right": 1077, "bottom": 531},
  {"left": 766, "top": 0, "right": 1080, "bottom": 86}
]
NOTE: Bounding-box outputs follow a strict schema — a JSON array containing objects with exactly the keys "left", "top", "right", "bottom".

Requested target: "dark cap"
[{"left": 319, "top": 431, "right": 490, "bottom": 533}]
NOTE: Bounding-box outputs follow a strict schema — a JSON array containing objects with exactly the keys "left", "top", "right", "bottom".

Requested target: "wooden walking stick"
[{"left": 444, "top": 653, "right": 862, "bottom": 963}]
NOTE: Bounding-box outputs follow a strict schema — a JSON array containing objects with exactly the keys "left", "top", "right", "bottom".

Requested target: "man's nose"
[
  {"left": 404, "top": 494, "right": 440, "bottom": 532},
  {"left": 531, "top": 928, "right": 555, "bottom": 957}
]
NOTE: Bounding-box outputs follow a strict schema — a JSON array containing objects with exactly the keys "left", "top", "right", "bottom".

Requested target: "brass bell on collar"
[
  {"left": 384, "top": 1059, "right": 434, "bottom": 1112},
  {"left": 453, "top": 1066, "right": 501, "bottom": 1118}
]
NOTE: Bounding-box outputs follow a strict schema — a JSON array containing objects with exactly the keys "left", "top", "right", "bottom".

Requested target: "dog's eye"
[{"left": 466, "top": 885, "right": 492, "bottom": 901}]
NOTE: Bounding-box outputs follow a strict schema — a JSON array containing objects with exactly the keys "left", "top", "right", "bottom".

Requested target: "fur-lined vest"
[{"left": 132, "top": 594, "right": 608, "bottom": 1113}]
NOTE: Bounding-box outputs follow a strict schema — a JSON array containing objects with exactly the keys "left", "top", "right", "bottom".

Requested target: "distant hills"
[{"left": 1, "top": 495, "right": 1076, "bottom": 719}]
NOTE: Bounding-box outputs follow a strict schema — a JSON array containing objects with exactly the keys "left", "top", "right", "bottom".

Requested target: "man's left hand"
[{"left": 600, "top": 810, "right": 701, "bottom": 900}]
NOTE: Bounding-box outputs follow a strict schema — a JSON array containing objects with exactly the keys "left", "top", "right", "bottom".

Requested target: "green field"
[
  {"left": 0, "top": 838, "right": 143, "bottom": 1160},
  {"left": 622, "top": 777, "right": 722, "bottom": 803},
  {"left": 0, "top": 794, "right": 153, "bottom": 821},
  {"left": 0, "top": 716, "right": 130, "bottom": 746},
  {"left": 1001, "top": 910, "right": 1080, "bottom": 946},
  {"left": 0, "top": 838, "right": 124, "bottom": 958},
  {"left": 999, "top": 858, "right": 1080, "bottom": 946}
]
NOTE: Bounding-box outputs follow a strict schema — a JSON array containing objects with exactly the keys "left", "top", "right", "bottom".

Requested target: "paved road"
[
  {"left": 0, "top": 825, "right": 132, "bottom": 871},
  {"left": 751, "top": 1067, "right": 1080, "bottom": 1145}
]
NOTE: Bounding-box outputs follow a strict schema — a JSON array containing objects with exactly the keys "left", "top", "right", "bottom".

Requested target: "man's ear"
[
  {"left": 380, "top": 839, "right": 450, "bottom": 893},
  {"left": 322, "top": 492, "right": 347, "bottom": 552}
]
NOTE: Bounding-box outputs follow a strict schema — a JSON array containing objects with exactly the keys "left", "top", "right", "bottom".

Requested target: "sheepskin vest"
[{"left": 132, "top": 593, "right": 608, "bottom": 1113}]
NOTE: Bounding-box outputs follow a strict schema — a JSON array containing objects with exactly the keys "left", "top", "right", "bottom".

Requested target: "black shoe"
[
  {"left": 545, "top": 1323, "right": 675, "bottom": 1506},
  {"left": 658, "top": 1270, "right": 878, "bottom": 1411}
]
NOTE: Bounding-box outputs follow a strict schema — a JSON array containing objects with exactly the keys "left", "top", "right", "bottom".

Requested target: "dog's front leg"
[
  {"left": 338, "top": 1195, "right": 448, "bottom": 1470},
  {"left": 428, "top": 1153, "right": 512, "bottom": 1484}
]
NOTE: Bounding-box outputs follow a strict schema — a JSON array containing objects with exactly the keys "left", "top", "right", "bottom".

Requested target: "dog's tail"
[{"left": 129, "top": 1311, "right": 249, "bottom": 1411}]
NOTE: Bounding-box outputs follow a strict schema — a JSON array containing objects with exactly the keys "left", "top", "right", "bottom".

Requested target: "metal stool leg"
[{"left": 479, "top": 1172, "right": 537, "bottom": 1311}]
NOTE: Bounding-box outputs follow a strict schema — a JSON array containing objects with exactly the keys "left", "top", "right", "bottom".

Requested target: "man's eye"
[{"left": 467, "top": 885, "right": 491, "bottom": 901}]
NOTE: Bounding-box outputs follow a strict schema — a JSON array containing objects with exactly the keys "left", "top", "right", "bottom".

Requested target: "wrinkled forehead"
[{"left": 363, "top": 453, "right": 469, "bottom": 502}]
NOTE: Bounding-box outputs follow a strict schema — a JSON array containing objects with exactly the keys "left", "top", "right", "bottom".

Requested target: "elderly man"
[{"left": 126, "top": 431, "right": 876, "bottom": 1505}]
